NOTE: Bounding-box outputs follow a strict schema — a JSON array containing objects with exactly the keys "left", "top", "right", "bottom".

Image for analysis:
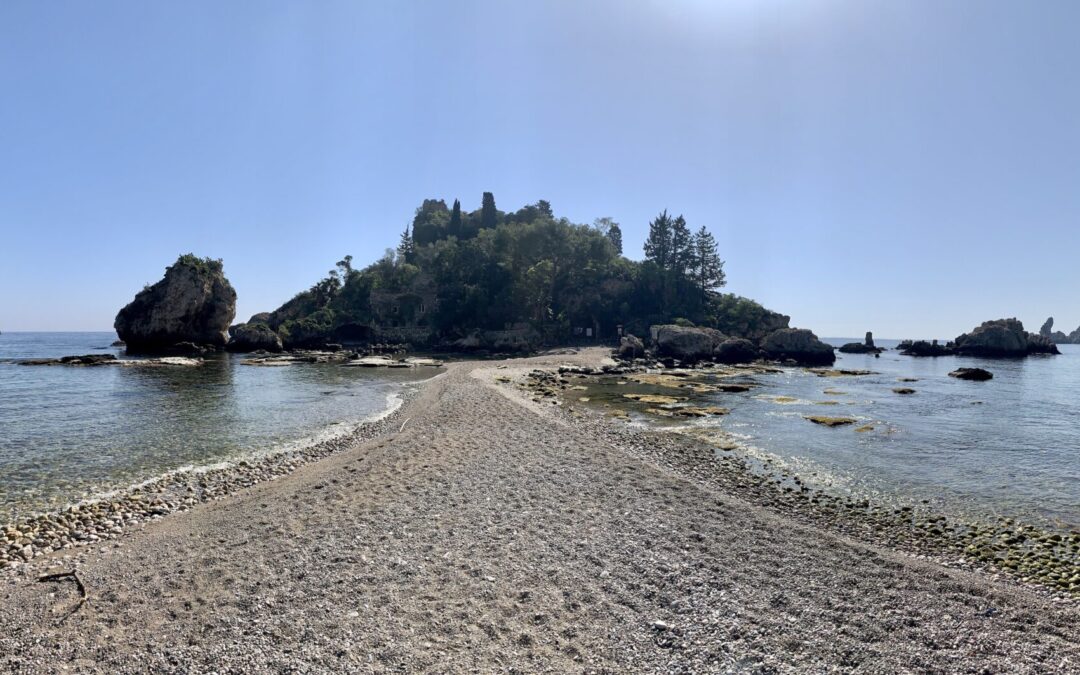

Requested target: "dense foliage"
[{"left": 263, "top": 195, "right": 778, "bottom": 346}]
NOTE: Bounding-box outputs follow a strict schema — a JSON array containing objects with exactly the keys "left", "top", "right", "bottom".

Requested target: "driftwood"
[{"left": 38, "top": 570, "right": 89, "bottom": 622}]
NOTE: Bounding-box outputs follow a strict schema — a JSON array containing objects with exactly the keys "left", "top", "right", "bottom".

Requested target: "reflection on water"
[{"left": 0, "top": 332, "right": 435, "bottom": 522}]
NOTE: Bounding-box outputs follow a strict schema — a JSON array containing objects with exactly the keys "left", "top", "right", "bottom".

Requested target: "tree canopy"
[{"left": 262, "top": 194, "right": 770, "bottom": 348}]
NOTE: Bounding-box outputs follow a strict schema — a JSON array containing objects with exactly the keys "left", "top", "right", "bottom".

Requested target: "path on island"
[{"left": 2, "top": 350, "right": 1077, "bottom": 673}]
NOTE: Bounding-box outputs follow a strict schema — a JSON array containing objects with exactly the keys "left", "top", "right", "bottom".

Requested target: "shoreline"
[
  {"left": 514, "top": 366, "right": 1080, "bottom": 599},
  {"left": 2, "top": 349, "right": 1078, "bottom": 672},
  {"left": 1, "top": 379, "right": 429, "bottom": 573}
]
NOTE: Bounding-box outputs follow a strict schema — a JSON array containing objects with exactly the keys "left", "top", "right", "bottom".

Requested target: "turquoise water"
[
  {"left": 654, "top": 338, "right": 1080, "bottom": 531},
  {"left": 0, "top": 332, "right": 433, "bottom": 523}
]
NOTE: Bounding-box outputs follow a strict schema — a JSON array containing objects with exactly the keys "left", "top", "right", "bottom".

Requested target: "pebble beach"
[{"left": 2, "top": 349, "right": 1078, "bottom": 672}]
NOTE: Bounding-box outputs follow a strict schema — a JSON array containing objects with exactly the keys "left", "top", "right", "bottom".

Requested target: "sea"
[
  {"left": 587, "top": 338, "right": 1080, "bottom": 534},
  {"left": 0, "top": 332, "right": 436, "bottom": 524}
]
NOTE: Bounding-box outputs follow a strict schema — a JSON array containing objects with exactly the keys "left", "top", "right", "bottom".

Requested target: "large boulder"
[
  {"left": 953, "top": 318, "right": 1060, "bottom": 357},
  {"left": 650, "top": 325, "right": 726, "bottom": 362},
  {"left": 713, "top": 337, "right": 759, "bottom": 364},
  {"left": 114, "top": 255, "right": 237, "bottom": 352},
  {"left": 617, "top": 334, "right": 645, "bottom": 360},
  {"left": 761, "top": 328, "right": 836, "bottom": 365},
  {"left": 227, "top": 323, "right": 283, "bottom": 353},
  {"left": 950, "top": 367, "right": 993, "bottom": 381}
]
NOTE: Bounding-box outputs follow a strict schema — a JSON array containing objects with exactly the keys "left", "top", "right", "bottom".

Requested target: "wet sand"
[{"left": 2, "top": 349, "right": 1077, "bottom": 672}]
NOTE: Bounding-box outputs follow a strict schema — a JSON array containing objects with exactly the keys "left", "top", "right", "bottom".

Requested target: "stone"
[
  {"left": 649, "top": 325, "right": 726, "bottom": 363},
  {"left": 114, "top": 255, "right": 237, "bottom": 352},
  {"left": 713, "top": 337, "right": 759, "bottom": 364},
  {"left": 227, "top": 323, "right": 284, "bottom": 353},
  {"left": 892, "top": 387, "right": 916, "bottom": 395},
  {"left": 804, "top": 416, "right": 857, "bottom": 427},
  {"left": 898, "top": 339, "right": 954, "bottom": 357},
  {"left": 761, "top": 328, "right": 836, "bottom": 365},
  {"left": 617, "top": 334, "right": 645, "bottom": 360},
  {"left": 949, "top": 367, "right": 993, "bottom": 381}
]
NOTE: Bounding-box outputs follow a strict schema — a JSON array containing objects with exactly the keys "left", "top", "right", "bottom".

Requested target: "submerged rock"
[
  {"left": 761, "top": 328, "right": 836, "bottom": 365},
  {"left": 114, "top": 255, "right": 237, "bottom": 352},
  {"left": 19, "top": 354, "right": 118, "bottom": 366},
  {"left": 949, "top": 367, "right": 993, "bottom": 381},
  {"left": 804, "top": 415, "right": 857, "bottom": 427}
]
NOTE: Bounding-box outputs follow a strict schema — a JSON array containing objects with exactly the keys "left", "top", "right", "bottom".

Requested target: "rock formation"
[
  {"left": 1039, "top": 316, "right": 1080, "bottom": 344},
  {"left": 114, "top": 255, "right": 237, "bottom": 352},
  {"left": 1040, "top": 317, "right": 1054, "bottom": 337},
  {"left": 953, "top": 318, "right": 1059, "bottom": 357},
  {"left": 617, "top": 334, "right": 645, "bottom": 360},
  {"left": 713, "top": 337, "right": 760, "bottom": 364},
  {"left": 650, "top": 325, "right": 726, "bottom": 362},
  {"left": 950, "top": 367, "right": 993, "bottom": 381},
  {"left": 227, "top": 323, "right": 284, "bottom": 353},
  {"left": 760, "top": 328, "right": 836, "bottom": 365},
  {"left": 898, "top": 339, "right": 955, "bottom": 357},
  {"left": 839, "top": 331, "right": 883, "bottom": 354}
]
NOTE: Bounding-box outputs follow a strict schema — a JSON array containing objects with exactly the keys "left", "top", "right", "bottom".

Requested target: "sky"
[{"left": 2, "top": 0, "right": 1079, "bottom": 338}]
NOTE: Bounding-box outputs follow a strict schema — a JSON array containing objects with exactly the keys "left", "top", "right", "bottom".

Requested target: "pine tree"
[
  {"left": 670, "top": 215, "right": 692, "bottom": 276},
  {"left": 691, "top": 226, "right": 726, "bottom": 303},
  {"left": 448, "top": 199, "right": 462, "bottom": 239},
  {"left": 480, "top": 192, "right": 497, "bottom": 231},
  {"left": 643, "top": 210, "right": 673, "bottom": 269},
  {"left": 397, "top": 225, "right": 415, "bottom": 263}
]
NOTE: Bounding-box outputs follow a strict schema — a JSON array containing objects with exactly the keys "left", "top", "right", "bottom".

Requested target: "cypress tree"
[
  {"left": 448, "top": 199, "right": 462, "bottom": 239},
  {"left": 480, "top": 192, "right": 497, "bottom": 231}
]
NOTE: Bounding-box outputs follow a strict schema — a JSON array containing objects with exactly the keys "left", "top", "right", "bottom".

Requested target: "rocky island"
[
  {"left": 899, "top": 318, "right": 1060, "bottom": 357},
  {"left": 114, "top": 254, "right": 237, "bottom": 353}
]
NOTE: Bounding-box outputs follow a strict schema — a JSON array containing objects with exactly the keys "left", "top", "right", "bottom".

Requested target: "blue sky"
[{"left": 2, "top": 1, "right": 1078, "bottom": 338}]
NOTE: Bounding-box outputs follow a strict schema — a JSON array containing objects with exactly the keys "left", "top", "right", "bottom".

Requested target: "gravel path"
[{"left": 2, "top": 350, "right": 1077, "bottom": 673}]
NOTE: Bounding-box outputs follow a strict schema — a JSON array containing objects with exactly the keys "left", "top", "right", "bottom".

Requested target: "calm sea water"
[
  {"left": 595, "top": 338, "right": 1080, "bottom": 532},
  {"left": 0, "top": 332, "right": 434, "bottom": 523}
]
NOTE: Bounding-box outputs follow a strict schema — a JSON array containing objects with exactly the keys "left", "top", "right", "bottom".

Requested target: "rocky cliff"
[
  {"left": 953, "top": 318, "right": 1059, "bottom": 357},
  {"left": 114, "top": 255, "right": 237, "bottom": 352}
]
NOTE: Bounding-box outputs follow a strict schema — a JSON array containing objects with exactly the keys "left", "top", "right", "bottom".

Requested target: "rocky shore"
[{"left": 1, "top": 349, "right": 1077, "bottom": 672}]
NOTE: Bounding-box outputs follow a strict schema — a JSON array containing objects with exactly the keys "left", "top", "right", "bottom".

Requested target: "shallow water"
[
  {"left": 582, "top": 339, "right": 1080, "bottom": 532},
  {"left": 0, "top": 332, "right": 435, "bottom": 522}
]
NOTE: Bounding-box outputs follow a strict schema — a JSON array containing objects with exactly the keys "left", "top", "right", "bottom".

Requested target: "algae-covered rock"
[{"left": 804, "top": 416, "right": 857, "bottom": 427}]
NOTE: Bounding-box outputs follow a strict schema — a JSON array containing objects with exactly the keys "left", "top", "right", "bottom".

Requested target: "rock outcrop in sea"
[
  {"left": 953, "top": 318, "right": 1059, "bottom": 357},
  {"left": 114, "top": 255, "right": 237, "bottom": 352},
  {"left": 1039, "top": 316, "right": 1080, "bottom": 344},
  {"left": 900, "top": 319, "right": 1060, "bottom": 358},
  {"left": 839, "top": 331, "right": 883, "bottom": 354},
  {"left": 227, "top": 323, "right": 284, "bottom": 353}
]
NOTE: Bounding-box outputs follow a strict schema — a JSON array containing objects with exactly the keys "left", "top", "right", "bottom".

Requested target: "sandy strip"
[{"left": 1, "top": 348, "right": 1077, "bottom": 673}]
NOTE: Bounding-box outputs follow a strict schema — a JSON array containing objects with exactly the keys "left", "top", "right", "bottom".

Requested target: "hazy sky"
[{"left": 3, "top": 1, "right": 1079, "bottom": 338}]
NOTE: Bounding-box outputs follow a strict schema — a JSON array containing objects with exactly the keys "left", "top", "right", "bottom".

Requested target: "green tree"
[
  {"left": 670, "top": 215, "right": 693, "bottom": 277},
  {"left": 643, "top": 210, "right": 673, "bottom": 269},
  {"left": 592, "top": 217, "right": 623, "bottom": 255},
  {"left": 690, "top": 226, "right": 726, "bottom": 303},
  {"left": 397, "top": 226, "right": 415, "bottom": 263},
  {"left": 448, "top": 199, "right": 463, "bottom": 239},
  {"left": 480, "top": 192, "right": 498, "bottom": 231}
]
